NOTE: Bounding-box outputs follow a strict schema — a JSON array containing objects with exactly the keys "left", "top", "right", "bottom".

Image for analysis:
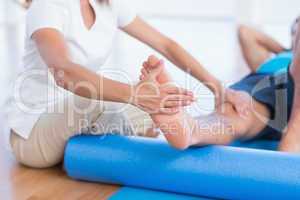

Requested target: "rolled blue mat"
[{"left": 64, "top": 135, "right": 300, "bottom": 200}]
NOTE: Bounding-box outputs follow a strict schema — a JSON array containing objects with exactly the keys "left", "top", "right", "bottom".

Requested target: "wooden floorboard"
[{"left": 0, "top": 141, "right": 119, "bottom": 200}]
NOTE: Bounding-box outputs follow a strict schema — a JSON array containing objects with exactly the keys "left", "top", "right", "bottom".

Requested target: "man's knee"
[
  {"left": 238, "top": 25, "right": 252, "bottom": 41},
  {"left": 216, "top": 102, "right": 253, "bottom": 136}
]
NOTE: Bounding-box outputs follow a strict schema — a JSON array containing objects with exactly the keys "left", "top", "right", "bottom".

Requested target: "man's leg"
[
  {"left": 143, "top": 56, "right": 270, "bottom": 149},
  {"left": 238, "top": 25, "right": 285, "bottom": 72},
  {"left": 151, "top": 99, "right": 270, "bottom": 149}
]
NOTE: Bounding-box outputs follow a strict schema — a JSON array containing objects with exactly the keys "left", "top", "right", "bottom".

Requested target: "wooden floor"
[{"left": 0, "top": 141, "right": 119, "bottom": 200}]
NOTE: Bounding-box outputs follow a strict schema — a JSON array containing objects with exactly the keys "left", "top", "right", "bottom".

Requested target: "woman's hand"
[
  {"left": 214, "top": 85, "right": 252, "bottom": 119},
  {"left": 132, "top": 64, "right": 195, "bottom": 115},
  {"left": 209, "top": 81, "right": 225, "bottom": 110},
  {"left": 223, "top": 88, "right": 252, "bottom": 118}
]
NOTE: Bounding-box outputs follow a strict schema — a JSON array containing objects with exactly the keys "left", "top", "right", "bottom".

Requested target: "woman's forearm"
[
  {"left": 32, "top": 27, "right": 193, "bottom": 114},
  {"left": 52, "top": 61, "right": 194, "bottom": 114},
  {"left": 53, "top": 62, "right": 132, "bottom": 104},
  {"left": 163, "top": 41, "right": 222, "bottom": 93}
]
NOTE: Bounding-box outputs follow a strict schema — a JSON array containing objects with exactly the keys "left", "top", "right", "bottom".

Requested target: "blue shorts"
[
  {"left": 229, "top": 51, "right": 294, "bottom": 140},
  {"left": 230, "top": 70, "right": 295, "bottom": 140}
]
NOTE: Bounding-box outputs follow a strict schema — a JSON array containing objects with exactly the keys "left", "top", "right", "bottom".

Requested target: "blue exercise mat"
[
  {"left": 109, "top": 187, "right": 210, "bottom": 200},
  {"left": 64, "top": 135, "right": 300, "bottom": 200},
  {"left": 256, "top": 51, "right": 293, "bottom": 74}
]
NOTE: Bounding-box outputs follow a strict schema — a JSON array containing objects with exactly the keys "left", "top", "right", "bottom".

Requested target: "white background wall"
[
  {"left": 107, "top": 0, "right": 300, "bottom": 115},
  {"left": 0, "top": 0, "right": 300, "bottom": 115}
]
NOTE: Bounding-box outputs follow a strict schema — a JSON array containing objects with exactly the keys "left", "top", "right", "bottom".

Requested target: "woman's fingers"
[
  {"left": 161, "top": 85, "right": 195, "bottom": 104},
  {"left": 162, "top": 85, "right": 194, "bottom": 96},
  {"left": 164, "top": 100, "right": 192, "bottom": 107},
  {"left": 163, "top": 95, "right": 195, "bottom": 102},
  {"left": 159, "top": 107, "right": 180, "bottom": 115},
  {"left": 225, "top": 89, "right": 251, "bottom": 118},
  {"left": 134, "top": 74, "right": 194, "bottom": 114}
]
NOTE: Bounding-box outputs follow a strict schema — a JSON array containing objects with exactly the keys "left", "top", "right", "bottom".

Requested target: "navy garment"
[{"left": 230, "top": 52, "right": 294, "bottom": 140}]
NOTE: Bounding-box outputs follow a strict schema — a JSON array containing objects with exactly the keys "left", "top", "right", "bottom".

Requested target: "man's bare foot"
[
  {"left": 141, "top": 55, "right": 173, "bottom": 84},
  {"left": 144, "top": 126, "right": 160, "bottom": 138},
  {"left": 141, "top": 56, "right": 193, "bottom": 149}
]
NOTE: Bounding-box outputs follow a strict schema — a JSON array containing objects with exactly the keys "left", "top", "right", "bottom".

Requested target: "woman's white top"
[{"left": 5, "top": 0, "right": 136, "bottom": 148}]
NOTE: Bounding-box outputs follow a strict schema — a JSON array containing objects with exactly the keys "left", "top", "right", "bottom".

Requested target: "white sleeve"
[
  {"left": 26, "top": 0, "right": 68, "bottom": 38},
  {"left": 113, "top": 0, "right": 137, "bottom": 28}
]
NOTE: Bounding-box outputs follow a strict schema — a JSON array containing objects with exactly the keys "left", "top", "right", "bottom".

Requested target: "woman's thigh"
[
  {"left": 10, "top": 95, "right": 106, "bottom": 168},
  {"left": 11, "top": 96, "right": 153, "bottom": 168}
]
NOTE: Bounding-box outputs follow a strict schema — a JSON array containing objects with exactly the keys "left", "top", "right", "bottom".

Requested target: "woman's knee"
[
  {"left": 16, "top": 153, "right": 61, "bottom": 169},
  {"left": 13, "top": 144, "right": 62, "bottom": 169},
  {"left": 10, "top": 131, "right": 63, "bottom": 169}
]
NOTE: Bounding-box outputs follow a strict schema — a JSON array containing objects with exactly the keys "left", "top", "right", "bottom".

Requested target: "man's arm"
[
  {"left": 238, "top": 25, "right": 286, "bottom": 71},
  {"left": 279, "top": 24, "right": 300, "bottom": 152}
]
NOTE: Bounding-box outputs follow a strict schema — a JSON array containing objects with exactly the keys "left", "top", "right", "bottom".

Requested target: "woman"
[{"left": 7, "top": 0, "right": 223, "bottom": 168}]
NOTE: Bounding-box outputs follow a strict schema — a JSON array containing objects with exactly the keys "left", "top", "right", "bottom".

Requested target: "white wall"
[
  {"left": 128, "top": 0, "right": 236, "bottom": 18},
  {"left": 107, "top": 0, "right": 300, "bottom": 115},
  {"left": 1, "top": 1, "right": 25, "bottom": 106}
]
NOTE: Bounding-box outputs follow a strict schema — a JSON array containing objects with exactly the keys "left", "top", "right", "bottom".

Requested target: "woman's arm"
[
  {"left": 122, "top": 17, "right": 222, "bottom": 97},
  {"left": 32, "top": 28, "right": 194, "bottom": 114},
  {"left": 238, "top": 25, "right": 286, "bottom": 71}
]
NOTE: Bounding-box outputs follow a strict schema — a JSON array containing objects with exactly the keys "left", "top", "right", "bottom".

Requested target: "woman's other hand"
[{"left": 224, "top": 88, "right": 252, "bottom": 118}]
